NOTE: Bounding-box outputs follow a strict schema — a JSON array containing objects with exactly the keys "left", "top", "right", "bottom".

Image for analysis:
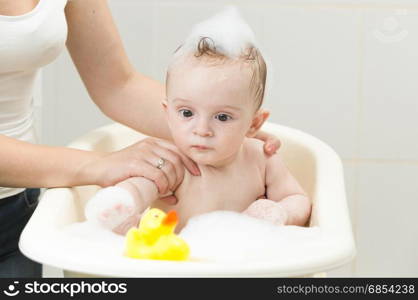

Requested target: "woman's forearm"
[
  {"left": 92, "top": 72, "right": 172, "bottom": 140},
  {"left": 65, "top": 1, "right": 171, "bottom": 140},
  {"left": 0, "top": 134, "right": 103, "bottom": 188}
]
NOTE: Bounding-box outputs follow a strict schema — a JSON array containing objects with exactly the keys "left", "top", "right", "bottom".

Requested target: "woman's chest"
[
  {"left": 0, "top": 0, "right": 68, "bottom": 72},
  {"left": 0, "top": 0, "right": 39, "bottom": 16}
]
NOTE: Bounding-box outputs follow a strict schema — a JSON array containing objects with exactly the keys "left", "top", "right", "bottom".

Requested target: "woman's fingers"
[
  {"left": 138, "top": 139, "right": 181, "bottom": 192},
  {"left": 159, "top": 195, "right": 178, "bottom": 205},
  {"left": 129, "top": 138, "right": 191, "bottom": 195},
  {"left": 106, "top": 137, "right": 198, "bottom": 201},
  {"left": 154, "top": 139, "right": 200, "bottom": 176},
  {"left": 150, "top": 146, "right": 185, "bottom": 191},
  {"left": 254, "top": 130, "right": 281, "bottom": 156},
  {"left": 148, "top": 155, "right": 177, "bottom": 193},
  {"left": 130, "top": 160, "right": 169, "bottom": 194}
]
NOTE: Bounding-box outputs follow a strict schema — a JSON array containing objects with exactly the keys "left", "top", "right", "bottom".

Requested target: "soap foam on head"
[{"left": 173, "top": 6, "right": 257, "bottom": 61}]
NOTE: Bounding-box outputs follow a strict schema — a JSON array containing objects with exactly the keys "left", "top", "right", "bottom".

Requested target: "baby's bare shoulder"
[
  {"left": 243, "top": 138, "right": 287, "bottom": 172},
  {"left": 242, "top": 138, "right": 267, "bottom": 160}
]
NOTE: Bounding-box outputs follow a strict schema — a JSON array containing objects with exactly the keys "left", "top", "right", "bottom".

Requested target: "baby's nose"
[
  {"left": 193, "top": 129, "right": 213, "bottom": 137},
  {"left": 193, "top": 123, "right": 213, "bottom": 137}
]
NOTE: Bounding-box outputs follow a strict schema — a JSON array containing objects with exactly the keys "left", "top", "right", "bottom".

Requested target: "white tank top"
[{"left": 0, "top": 0, "right": 68, "bottom": 199}]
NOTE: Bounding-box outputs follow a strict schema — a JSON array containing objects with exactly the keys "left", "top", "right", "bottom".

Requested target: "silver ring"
[{"left": 156, "top": 158, "right": 165, "bottom": 169}]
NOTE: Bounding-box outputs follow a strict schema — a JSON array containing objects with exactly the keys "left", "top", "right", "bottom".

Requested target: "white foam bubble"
[
  {"left": 172, "top": 6, "right": 258, "bottom": 61},
  {"left": 179, "top": 211, "right": 325, "bottom": 262}
]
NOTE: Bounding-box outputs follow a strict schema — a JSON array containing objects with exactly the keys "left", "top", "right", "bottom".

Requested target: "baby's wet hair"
[{"left": 168, "top": 36, "right": 267, "bottom": 110}]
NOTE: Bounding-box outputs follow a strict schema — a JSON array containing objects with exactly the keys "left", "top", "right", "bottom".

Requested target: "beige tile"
[
  {"left": 360, "top": 8, "right": 418, "bottom": 160},
  {"left": 342, "top": 161, "right": 358, "bottom": 230},
  {"left": 355, "top": 162, "right": 418, "bottom": 276},
  {"left": 41, "top": 52, "right": 111, "bottom": 146},
  {"left": 108, "top": 0, "right": 155, "bottom": 75},
  {"left": 260, "top": 7, "right": 361, "bottom": 159},
  {"left": 41, "top": 1, "right": 155, "bottom": 145}
]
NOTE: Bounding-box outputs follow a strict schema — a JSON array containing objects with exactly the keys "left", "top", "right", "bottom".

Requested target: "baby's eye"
[
  {"left": 179, "top": 109, "right": 193, "bottom": 118},
  {"left": 215, "top": 114, "right": 232, "bottom": 122}
]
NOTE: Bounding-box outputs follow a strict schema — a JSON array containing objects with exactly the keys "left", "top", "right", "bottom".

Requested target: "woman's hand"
[
  {"left": 254, "top": 130, "right": 281, "bottom": 156},
  {"left": 78, "top": 138, "right": 199, "bottom": 204}
]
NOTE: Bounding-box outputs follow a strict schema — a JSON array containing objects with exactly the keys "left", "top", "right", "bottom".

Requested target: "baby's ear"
[{"left": 246, "top": 109, "right": 270, "bottom": 138}]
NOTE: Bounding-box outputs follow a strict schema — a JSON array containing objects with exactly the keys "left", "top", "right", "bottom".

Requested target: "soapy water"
[{"left": 62, "top": 210, "right": 326, "bottom": 262}]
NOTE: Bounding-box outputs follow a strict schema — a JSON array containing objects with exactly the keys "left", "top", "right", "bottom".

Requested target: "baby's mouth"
[{"left": 191, "top": 145, "right": 212, "bottom": 151}]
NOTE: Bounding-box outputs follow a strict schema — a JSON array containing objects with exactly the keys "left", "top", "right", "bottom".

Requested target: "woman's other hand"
[{"left": 254, "top": 130, "right": 281, "bottom": 156}]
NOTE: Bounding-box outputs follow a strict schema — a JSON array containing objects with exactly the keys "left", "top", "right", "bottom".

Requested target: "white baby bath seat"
[{"left": 19, "top": 122, "right": 355, "bottom": 277}]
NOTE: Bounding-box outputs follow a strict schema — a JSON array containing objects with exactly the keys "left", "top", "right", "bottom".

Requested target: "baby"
[{"left": 85, "top": 8, "right": 311, "bottom": 235}]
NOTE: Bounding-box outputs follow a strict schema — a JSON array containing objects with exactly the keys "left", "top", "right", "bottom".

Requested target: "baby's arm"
[
  {"left": 243, "top": 153, "right": 311, "bottom": 226},
  {"left": 85, "top": 176, "right": 159, "bottom": 234}
]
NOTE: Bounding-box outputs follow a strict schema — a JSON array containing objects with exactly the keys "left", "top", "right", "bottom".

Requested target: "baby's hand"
[
  {"left": 112, "top": 213, "right": 142, "bottom": 236},
  {"left": 242, "top": 199, "right": 288, "bottom": 226},
  {"left": 84, "top": 186, "right": 137, "bottom": 231}
]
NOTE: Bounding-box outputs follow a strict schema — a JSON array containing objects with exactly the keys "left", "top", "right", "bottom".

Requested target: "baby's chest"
[
  {"left": 152, "top": 162, "right": 265, "bottom": 231},
  {"left": 178, "top": 165, "right": 264, "bottom": 211}
]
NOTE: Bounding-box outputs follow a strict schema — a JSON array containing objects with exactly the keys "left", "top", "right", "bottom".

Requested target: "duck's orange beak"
[{"left": 162, "top": 210, "right": 178, "bottom": 227}]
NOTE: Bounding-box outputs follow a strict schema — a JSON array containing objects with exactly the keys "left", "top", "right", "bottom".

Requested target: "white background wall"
[{"left": 38, "top": 0, "right": 418, "bottom": 277}]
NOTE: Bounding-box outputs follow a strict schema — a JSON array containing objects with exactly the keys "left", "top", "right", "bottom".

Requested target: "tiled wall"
[{"left": 39, "top": 0, "right": 418, "bottom": 276}]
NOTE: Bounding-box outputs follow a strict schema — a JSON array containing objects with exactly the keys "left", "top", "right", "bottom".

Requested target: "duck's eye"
[{"left": 154, "top": 214, "right": 159, "bottom": 218}]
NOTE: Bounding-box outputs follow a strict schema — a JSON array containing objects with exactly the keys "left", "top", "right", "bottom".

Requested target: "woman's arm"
[
  {"left": 0, "top": 134, "right": 102, "bottom": 188},
  {"left": 0, "top": 133, "right": 198, "bottom": 193},
  {"left": 65, "top": 0, "right": 170, "bottom": 139}
]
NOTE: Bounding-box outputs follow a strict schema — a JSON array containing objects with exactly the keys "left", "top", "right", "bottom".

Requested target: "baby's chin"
[
  {"left": 181, "top": 147, "right": 219, "bottom": 166},
  {"left": 185, "top": 148, "right": 237, "bottom": 168},
  {"left": 186, "top": 152, "right": 218, "bottom": 166}
]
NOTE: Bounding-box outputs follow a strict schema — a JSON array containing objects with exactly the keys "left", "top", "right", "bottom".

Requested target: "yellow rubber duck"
[{"left": 124, "top": 208, "right": 190, "bottom": 261}]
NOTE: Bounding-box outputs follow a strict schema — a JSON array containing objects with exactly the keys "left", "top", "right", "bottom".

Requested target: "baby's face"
[{"left": 164, "top": 58, "right": 260, "bottom": 167}]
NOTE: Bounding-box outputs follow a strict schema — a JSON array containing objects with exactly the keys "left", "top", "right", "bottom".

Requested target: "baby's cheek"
[
  {"left": 219, "top": 135, "right": 243, "bottom": 153},
  {"left": 175, "top": 136, "right": 191, "bottom": 155},
  {"left": 170, "top": 130, "right": 187, "bottom": 147},
  {"left": 171, "top": 122, "right": 188, "bottom": 137}
]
